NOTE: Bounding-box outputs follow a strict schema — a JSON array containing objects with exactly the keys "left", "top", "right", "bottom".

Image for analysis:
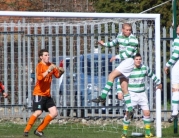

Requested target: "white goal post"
[{"left": 0, "top": 11, "right": 161, "bottom": 137}]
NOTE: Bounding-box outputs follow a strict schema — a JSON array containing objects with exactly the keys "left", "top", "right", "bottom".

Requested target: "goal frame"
[{"left": 0, "top": 11, "right": 161, "bottom": 138}]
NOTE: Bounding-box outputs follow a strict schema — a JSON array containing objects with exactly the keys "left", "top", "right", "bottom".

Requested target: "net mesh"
[{"left": 0, "top": 14, "right": 163, "bottom": 137}]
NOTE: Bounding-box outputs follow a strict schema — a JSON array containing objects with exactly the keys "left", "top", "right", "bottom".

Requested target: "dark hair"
[
  {"left": 122, "top": 23, "right": 132, "bottom": 29},
  {"left": 134, "top": 53, "right": 141, "bottom": 59},
  {"left": 38, "top": 49, "right": 48, "bottom": 57}
]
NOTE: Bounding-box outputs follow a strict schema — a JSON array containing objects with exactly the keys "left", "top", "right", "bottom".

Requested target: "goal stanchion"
[{"left": 174, "top": 117, "right": 178, "bottom": 133}]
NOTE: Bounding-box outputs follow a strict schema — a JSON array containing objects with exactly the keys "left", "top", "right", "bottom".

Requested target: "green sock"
[
  {"left": 117, "top": 81, "right": 122, "bottom": 92},
  {"left": 101, "top": 81, "right": 113, "bottom": 99},
  {"left": 123, "top": 118, "right": 130, "bottom": 134},
  {"left": 143, "top": 117, "right": 151, "bottom": 135},
  {"left": 123, "top": 94, "right": 132, "bottom": 111}
]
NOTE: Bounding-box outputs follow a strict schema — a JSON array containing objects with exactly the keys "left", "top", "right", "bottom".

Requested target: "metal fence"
[{"left": 0, "top": 19, "right": 173, "bottom": 121}]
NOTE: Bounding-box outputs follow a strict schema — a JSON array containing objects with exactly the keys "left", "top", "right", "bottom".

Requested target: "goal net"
[{"left": 0, "top": 12, "right": 161, "bottom": 137}]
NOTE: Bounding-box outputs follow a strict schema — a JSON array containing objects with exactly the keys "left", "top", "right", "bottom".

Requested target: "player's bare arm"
[{"left": 110, "top": 56, "right": 117, "bottom": 62}]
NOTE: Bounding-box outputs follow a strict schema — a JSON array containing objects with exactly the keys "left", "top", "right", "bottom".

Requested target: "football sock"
[
  {"left": 24, "top": 115, "right": 37, "bottom": 132},
  {"left": 143, "top": 116, "right": 151, "bottom": 135},
  {"left": 122, "top": 116, "right": 130, "bottom": 135},
  {"left": 101, "top": 81, "right": 113, "bottom": 99},
  {"left": 37, "top": 115, "right": 53, "bottom": 132},
  {"left": 117, "top": 81, "right": 122, "bottom": 93},
  {"left": 124, "top": 94, "right": 132, "bottom": 111}
]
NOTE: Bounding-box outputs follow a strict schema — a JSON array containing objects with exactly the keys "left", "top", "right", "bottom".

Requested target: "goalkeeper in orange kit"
[{"left": 23, "top": 49, "right": 64, "bottom": 137}]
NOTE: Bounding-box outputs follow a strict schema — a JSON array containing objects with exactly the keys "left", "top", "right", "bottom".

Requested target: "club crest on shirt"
[{"left": 38, "top": 105, "right": 41, "bottom": 109}]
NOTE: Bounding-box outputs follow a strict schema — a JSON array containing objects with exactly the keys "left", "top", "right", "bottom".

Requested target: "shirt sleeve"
[
  {"left": 53, "top": 68, "right": 61, "bottom": 78},
  {"left": 116, "top": 80, "right": 122, "bottom": 94},
  {"left": 116, "top": 36, "right": 138, "bottom": 60},
  {"left": 166, "top": 39, "right": 179, "bottom": 67},
  {"left": 103, "top": 35, "right": 120, "bottom": 48},
  {"left": 36, "top": 64, "right": 44, "bottom": 81},
  {"left": 146, "top": 66, "right": 161, "bottom": 85}
]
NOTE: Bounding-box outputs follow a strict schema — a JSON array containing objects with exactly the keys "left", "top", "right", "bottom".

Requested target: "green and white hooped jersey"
[
  {"left": 118, "top": 64, "right": 161, "bottom": 93},
  {"left": 166, "top": 36, "right": 179, "bottom": 67},
  {"left": 103, "top": 33, "right": 138, "bottom": 60}
]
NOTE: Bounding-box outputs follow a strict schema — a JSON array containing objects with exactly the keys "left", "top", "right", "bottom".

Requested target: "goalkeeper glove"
[
  {"left": 48, "top": 64, "right": 56, "bottom": 73},
  {"left": 57, "top": 67, "right": 65, "bottom": 75}
]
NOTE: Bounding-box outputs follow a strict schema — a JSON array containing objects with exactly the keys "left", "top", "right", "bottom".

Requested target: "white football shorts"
[
  {"left": 127, "top": 91, "right": 149, "bottom": 111},
  {"left": 115, "top": 58, "right": 134, "bottom": 78},
  {"left": 171, "top": 60, "right": 179, "bottom": 84}
]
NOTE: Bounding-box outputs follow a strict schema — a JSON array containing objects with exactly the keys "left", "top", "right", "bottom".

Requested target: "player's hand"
[
  {"left": 118, "top": 93, "right": 123, "bottom": 100},
  {"left": 57, "top": 67, "right": 65, "bottom": 75},
  {"left": 98, "top": 40, "right": 104, "bottom": 46},
  {"left": 110, "top": 56, "right": 117, "bottom": 62},
  {"left": 164, "top": 67, "right": 169, "bottom": 74},
  {"left": 156, "top": 84, "right": 162, "bottom": 90},
  {"left": 3, "top": 92, "right": 8, "bottom": 98},
  {"left": 48, "top": 64, "right": 56, "bottom": 72}
]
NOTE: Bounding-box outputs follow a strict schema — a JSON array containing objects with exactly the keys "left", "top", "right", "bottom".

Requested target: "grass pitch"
[{"left": 0, "top": 121, "right": 179, "bottom": 138}]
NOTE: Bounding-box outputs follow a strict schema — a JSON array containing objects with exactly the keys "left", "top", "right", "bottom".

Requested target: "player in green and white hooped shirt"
[
  {"left": 164, "top": 26, "right": 179, "bottom": 122},
  {"left": 117, "top": 53, "right": 162, "bottom": 138},
  {"left": 92, "top": 23, "right": 138, "bottom": 119}
]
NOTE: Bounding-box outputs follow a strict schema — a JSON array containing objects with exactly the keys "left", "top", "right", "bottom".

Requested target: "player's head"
[
  {"left": 134, "top": 53, "right": 142, "bottom": 67},
  {"left": 38, "top": 49, "right": 50, "bottom": 64},
  {"left": 177, "top": 25, "right": 179, "bottom": 35},
  {"left": 122, "top": 23, "right": 132, "bottom": 37}
]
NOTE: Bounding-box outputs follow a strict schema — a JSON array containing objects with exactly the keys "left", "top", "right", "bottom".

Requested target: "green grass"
[{"left": 0, "top": 121, "right": 179, "bottom": 138}]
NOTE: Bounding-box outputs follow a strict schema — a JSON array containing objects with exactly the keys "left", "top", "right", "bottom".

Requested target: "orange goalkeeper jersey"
[{"left": 33, "top": 61, "right": 60, "bottom": 97}]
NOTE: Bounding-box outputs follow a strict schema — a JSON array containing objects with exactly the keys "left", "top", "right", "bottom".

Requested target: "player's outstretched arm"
[{"left": 98, "top": 38, "right": 118, "bottom": 48}]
